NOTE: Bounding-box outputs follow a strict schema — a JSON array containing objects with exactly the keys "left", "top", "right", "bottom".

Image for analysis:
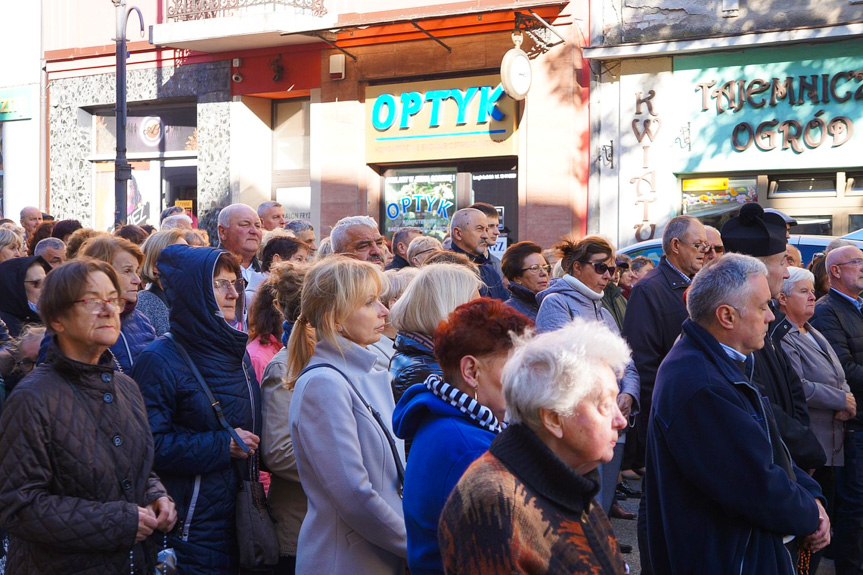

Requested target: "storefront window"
[
  {"left": 273, "top": 100, "right": 310, "bottom": 171},
  {"left": 94, "top": 104, "right": 197, "bottom": 156},
  {"left": 846, "top": 173, "right": 863, "bottom": 195},
  {"left": 470, "top": 170, "right": 518, "bottom": 255},
  {"left": 682, "top": 176, "right": 757, "bottom": 227},
  {"left": 792, "top": 216, "right": 833, "bottom": 236},
  {"left": 382, "top": 168, "right": 456, "bottom": 241},
  {"left": 0, "top": 124, "right": 4, "bottom": 217},
  {"left": 768, "top": 176, "right": 836, "bottom": 198},
  {"left": 849, "top": 214, "right": 863, "bottom": 234}
]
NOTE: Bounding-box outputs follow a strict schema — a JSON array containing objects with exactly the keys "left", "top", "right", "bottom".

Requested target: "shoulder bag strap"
[
  {"left": 165, "top": 332, "right": 251, "bottom": 455},
  {"left": 300, "top": 363, "right": 404, "bottom": 497}
]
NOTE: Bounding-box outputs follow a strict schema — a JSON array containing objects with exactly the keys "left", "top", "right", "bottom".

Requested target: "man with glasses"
[
  {"left": 704, "top": 225, "right": 724, "bottom": 265},
  {"left": 449, "top": 208, "right": 508, "bottom": 300},
  {"left": 811, "top": 244, "right": 863, "bottom": 574},
  {"left": 722, "top": 203, "right": 825, "bottom": 473},
  {"left": 622, "top": 214, "right": 706, "bottom": 573}
]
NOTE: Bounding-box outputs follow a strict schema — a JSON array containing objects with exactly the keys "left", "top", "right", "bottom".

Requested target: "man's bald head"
[
  {"left": 826, "top": 244, "right": 863, "bottom": 296},
  {"left": 450, "top": 208, "right": 488, "bottom": 256}
]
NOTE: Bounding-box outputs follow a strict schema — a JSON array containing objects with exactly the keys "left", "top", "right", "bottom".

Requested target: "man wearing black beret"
[{"left": 721, "top": 203, "right": 826, "bottom": 470}]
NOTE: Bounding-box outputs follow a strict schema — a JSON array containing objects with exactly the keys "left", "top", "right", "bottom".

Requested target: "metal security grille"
[{"left": 165, "top": 0, "right": 327, "bottom": 22}]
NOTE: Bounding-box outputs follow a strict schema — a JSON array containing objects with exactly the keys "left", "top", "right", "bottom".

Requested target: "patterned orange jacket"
[{"left": 438, "top": 423, "right": 626, "bottom": 575}]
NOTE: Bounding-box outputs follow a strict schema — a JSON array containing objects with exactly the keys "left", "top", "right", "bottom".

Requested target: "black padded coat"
[{"left": 0, "top": 343, "right": 168, "bottom": 574}]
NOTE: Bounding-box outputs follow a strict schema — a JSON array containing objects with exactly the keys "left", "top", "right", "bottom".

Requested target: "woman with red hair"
[{"left": 392, "top": 298, "right": 532, "bottom": 575}]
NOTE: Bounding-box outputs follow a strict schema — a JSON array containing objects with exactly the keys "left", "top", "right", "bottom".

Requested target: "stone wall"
[
  {"left": 599, "top": 0, "right": 860, "bottom": 45},
  {"left": 48, "top": 60, "right": 230, "bottom": 241}
]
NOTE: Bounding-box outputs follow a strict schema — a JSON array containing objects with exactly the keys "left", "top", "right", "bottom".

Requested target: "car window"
[{"left": 619, "top": 242, "right": 663, "bottom": 265}]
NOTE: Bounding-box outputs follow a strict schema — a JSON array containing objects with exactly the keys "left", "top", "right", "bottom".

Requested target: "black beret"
[{"left": 720, "top": 203, "right": 787, "bottom": 257}]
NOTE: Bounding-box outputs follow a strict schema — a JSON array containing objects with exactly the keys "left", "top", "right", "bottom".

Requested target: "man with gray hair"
[
  {"left": 19, "top": 207, "right": 42, "bottom": 239},
  {"left": 811, "top": 243, "right": 863, "bottom": 573},
  {"left": 33, "top": 237, "right": 66, "bottom": 268},
  {"left": 160, "top": 214, "right": 193, "bottom": 231},
  {"left": 386, "top": 227, "right": 422, "bottom": 271},
  {"left": 330, "top": 215, "right": 386, "bottom": 269},
  {"left": 448, "top": 208, "right": 507, "bottom": 300},
  {"left": 256, "top": 201, "right": 285, "bottom": 231},
  {"left": 646, "top": 253, "right": 828, "bottom": 574},
  {"left": 285, "top": 219, "right": 317, "bottom": 254}
]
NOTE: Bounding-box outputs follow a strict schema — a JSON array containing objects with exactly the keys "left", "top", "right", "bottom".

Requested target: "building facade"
[
  {"left": 34, "top": 0, "right": 590, "bottom": 250},
  {"left": 586, "top": 0, "right": 863, "bottom": 247}
]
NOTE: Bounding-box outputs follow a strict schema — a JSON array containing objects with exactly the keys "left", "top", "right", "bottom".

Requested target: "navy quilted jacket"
[
  {"left": 389, "top": 332, "right": 441, "bottom": 405},
  {"left": 132, "top": 245, "right": 261, "bottom": 575}
]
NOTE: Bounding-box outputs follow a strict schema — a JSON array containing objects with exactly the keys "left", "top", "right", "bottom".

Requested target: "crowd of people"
[{"left": 0, "top": 198, "right": 861, "bottom": 574}]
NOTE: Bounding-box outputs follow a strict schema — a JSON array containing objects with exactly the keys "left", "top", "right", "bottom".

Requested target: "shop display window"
[
  {"left": 768, "top": 176, "right": 836, "bottom": 198},
  {"left": 382, "top": 167, "right": 457, "bottom": 241},
  {"left": 791, "top": 216, "right": 833, "bottom": 236},
  {"left": 682, "top": 176, "right": 757, "bottom": 228}
]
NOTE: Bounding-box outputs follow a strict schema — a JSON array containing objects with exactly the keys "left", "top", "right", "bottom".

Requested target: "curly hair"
[{"left": 434, "top": 297, "right": 532, "bottom": 383}]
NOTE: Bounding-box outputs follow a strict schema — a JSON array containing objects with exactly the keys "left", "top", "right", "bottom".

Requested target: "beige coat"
[
  {"left": 289, "top": 337, "right": 407, "bottom": 575},
  {"left": 782, "top": 322, "right": 851, "bottom": 466},
  {"left": 260, "top": 347, "right": 307, "bottom": 557}
]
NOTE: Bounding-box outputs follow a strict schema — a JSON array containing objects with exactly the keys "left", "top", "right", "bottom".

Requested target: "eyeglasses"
[
  {"left": 214, "top": 278, "right": 244, "bottom": 294},
  {"left": 688, "top": 242, "right": 712, "bottom": 253},
  {"left": 24, "top": 279, "right": 44, "bottom": 289},
  {"left": 15, "top": 358, "right": 35, "bottom": 372},
  {"left": 578, "top": 260, "right": 615, "bottom": 275},
  {"left": 710, "top": 245, "right": 725, "bottom": 254},
  {"left": 615, "top": 262, "right": 630, "bottom": 271},
  {"left": 74, "top": 297, "right": 123, "bottom": 314},
  {"left": 521, "top": 264, "right": 552, "bottom": 274},
  {"left": 836, "top": 259, "right": 863, "bottom": 268},
  {"left": 412, "top": 248, "right": 436, "bottom": 260}
]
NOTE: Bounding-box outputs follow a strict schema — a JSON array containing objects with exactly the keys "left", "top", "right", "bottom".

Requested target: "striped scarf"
[{"left": 423, "top": 373, "right": 506, "bottom": 434}]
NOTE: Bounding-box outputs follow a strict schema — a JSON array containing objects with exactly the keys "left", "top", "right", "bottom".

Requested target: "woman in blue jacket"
[
  {"left": 392, "top": 298, "right": 531, "bottom": 575},
  {"left": 132, "top": 245, "right": 261, "bottom": 574}
]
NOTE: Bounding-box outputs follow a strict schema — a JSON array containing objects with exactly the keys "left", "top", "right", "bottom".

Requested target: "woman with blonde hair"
[
  {"left": 371, "top": 267, "right": 419, "bottom": 372},
  {"left": 388, "top": 263, "right": 480, "bottom": 404},
  {"left": 0, "top": 228, "right": 23, "bottom": 263},
  {"left": 406, "top": 236, "right": 442, "bottom": 267},
  {"left": 286, "top": 255, "right": 407, "bottom": 575},
  {"left": 137, "top": 229, "right": 188, "bottom": 335}
]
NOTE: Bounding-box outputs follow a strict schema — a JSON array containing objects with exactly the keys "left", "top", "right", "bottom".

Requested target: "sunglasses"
[{"left": 578, "top": 260, "right": 615, "bottom": 275}]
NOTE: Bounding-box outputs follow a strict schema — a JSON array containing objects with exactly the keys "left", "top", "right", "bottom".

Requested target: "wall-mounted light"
[{"left": 598, "top": 140, "right": 614, "bottom": 169}]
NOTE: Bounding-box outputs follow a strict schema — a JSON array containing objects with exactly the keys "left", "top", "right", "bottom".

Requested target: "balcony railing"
[{"left": 165, "top": 0, "right": 327, "bottom": 22}]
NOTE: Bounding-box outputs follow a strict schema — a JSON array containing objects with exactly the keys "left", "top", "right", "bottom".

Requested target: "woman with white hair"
[
  {"left": 779, "top": 265, "right": 856, "bottom": 531},
  {"left": 388, "top": 263, "right": 480, "bottom": 404},
  {"left": 0, "top": 227, "right": 23, "bottom": 263},
  {"left": 371, "top": 267, "right": 419, "bottom": 372},
  {"left": 438, "top": 319, "right": 628, "bottom": 573}
]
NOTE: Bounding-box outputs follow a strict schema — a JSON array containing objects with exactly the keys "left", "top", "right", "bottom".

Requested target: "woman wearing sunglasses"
[
  {"left": 500, "top": 241, "right": 550, "bottom": 321},
  {"left": 535, "top": 235, "right": 640, "bottom": 519},
  {"left": 132, "top": 245, "right": 261, "bottom": 574},
  {"left": 0, "top": 255, "right": 51, "bottom": 338}
]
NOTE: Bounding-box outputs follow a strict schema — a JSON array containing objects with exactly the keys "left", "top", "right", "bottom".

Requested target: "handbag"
[
  {"left": 165, "top": 333, "right": 279, "bottom": 569},
  {"left": 300, "top": 363, "right": 405, "bottom": 498}
]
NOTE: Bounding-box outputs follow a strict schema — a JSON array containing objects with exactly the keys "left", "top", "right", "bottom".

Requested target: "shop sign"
[
  {"left": 383, "top": 169, "right": 455, "bottom": 240},
  {"left": 672, "top": 41, "right": 863, "bottom": 172},
  {"left": 0, "top": 86, "right": 32, "bottom": 122},
  {"left": 366, "top": 75, "right": 518, "bottom": 163}
]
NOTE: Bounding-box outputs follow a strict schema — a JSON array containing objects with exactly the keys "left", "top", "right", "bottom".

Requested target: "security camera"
[{"left": 232, "top": 73, "right": 243, "bottom": 83}]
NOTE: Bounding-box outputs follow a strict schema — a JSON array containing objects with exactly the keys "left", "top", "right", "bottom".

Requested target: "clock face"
[{"left": 501, "top": 48, "right": 532, "bottom": 100}]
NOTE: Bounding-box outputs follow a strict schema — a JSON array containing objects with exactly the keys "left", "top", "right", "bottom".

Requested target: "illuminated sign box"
[
  {"left": 365, "top": 75, "right": 518, "bottom": 164},
  {"left": 0, "top": 86, "right": 32, "bottom": 122}
]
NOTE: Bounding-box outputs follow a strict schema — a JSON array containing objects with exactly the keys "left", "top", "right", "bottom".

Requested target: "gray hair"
[
  {"left": 389, "top": 263, "right": 480, "bottom": 335},
  {"left": 0, "top": 228, "right": 23, "bottom": 251},
  {"left": 381, "top": 267, "right": 420, "bottom": 305},
  {"left": 450, "top": 208, "right": 483, "bottom": 233},
  {"left": 503, "top": 318, "right": 631, "bottom": 430},
  {"left": 285, "top": 219, "right": 314, "bottom": 234},
  {"left": 687, "top": 253, "right": 768, "bottom": 325},
  {"left": 826, "top": 238, "right": 854, "bottom": 254},
  {"left": 392, "top": 227, "right": 422, "bottom": 252},
  {"left": 315, "top": 237, "right": 333, "bottom": 260},
  {"left": 34, "top": 237, "right": 65, "bottom": 256},
  {"left": 781, "top": 266, "right": 815, "bottom": 296},
  {"left": 330, "top": 215, "right": 378, "bottom": 253},
  {"left": 160, "top": 214, "right": 193, "bottom": 230},
  {"left": 256, "top": 201, "right": 282, "bottom": 218},
  {"left": 662, "top": 215, "right": 699, "bottom": 254},
  {"left": 217, "top": 203, "right": 257, "bottom": 228},
  {"left": 406, "top": 235, "right": 442, "bottom": 265},
  {"left": 631, "top": 256, "right": 654, "bottom": 274}
]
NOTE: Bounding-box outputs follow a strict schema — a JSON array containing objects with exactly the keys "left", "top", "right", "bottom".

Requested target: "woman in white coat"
[{"left": 285, "top": 255, "right": 407, "bottom": 575}]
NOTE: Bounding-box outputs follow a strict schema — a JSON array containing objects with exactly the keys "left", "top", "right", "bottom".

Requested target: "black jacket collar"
[
  {"left": 657, "top": 256, "right": 690, "bottom": 291},
  {"left": 490, "top": 423, "right": 599, "bottom": 515},
  {"left": 450, "top": 241, "right": 488, "bottom": 265}
]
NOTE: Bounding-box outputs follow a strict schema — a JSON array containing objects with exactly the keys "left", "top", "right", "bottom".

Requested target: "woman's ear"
[
  {"left": 460, "top": 355, "right": 480, "bottom": 389},
  {"left": 539, "top": 407, "right": 564, "bottom": 439}
]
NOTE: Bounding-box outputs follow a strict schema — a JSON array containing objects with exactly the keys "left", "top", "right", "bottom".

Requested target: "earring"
[
  {"left": 337, "top": 325, "right": 343, "bottom": 333},
  {"left": 473, "top": 387, "right": 478, "bottom": 401}
]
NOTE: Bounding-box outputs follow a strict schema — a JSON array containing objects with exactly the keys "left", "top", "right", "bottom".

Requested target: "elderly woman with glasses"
[
  {"left": 778, "top": 266, "right": 856, "bottom": 533},
  {"left": 438, "top": 319, "right": 629, "bottom": 573},
  {"left": 535, "top": 236, "right": 640, "bottom": 518},
  {"left": 0, "top": 259, "right": 176, "bottom": 574},
  {"left": 406, "top": 235, "right": 442, "bottom": 268},
  {"left": 132, "top": 245, "right": 262, "bottom": 574},
  {"left": 501, "top": 241, "right": 549, "bottom": 321}
]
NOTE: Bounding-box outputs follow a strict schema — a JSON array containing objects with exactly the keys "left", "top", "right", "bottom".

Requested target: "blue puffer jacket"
[
  {"left": 112, "top": 308, "right": 155, "bottom": 373},
  {"left": 392, "top": 380, "right": 497, "bottom": 575},
  {"left": 389, "top": 332, "right": 441, "bottom": 404},
  {"left": 131, "top": 245, "right": 261, "bottom": 575}
]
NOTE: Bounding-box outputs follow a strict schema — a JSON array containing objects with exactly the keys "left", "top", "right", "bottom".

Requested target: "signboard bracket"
[
  {"left": 410, "top": 22, "right": 452, "bottom": 53},
  {"left": 311, "top": 32, "right": 357, "bottom": 61}
]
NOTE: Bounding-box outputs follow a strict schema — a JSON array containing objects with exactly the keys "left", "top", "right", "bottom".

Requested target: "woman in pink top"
[{"left": 247, "top": 280, "right": 286, "bottom": 383}]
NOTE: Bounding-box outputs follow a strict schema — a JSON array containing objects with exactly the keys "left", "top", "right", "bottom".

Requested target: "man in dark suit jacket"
[
  {"left": 722, "top": 204, "right": 825, "bottom": 471},
  {"left": 811, "top": 243, "right": 863, "bottom": 575}
]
